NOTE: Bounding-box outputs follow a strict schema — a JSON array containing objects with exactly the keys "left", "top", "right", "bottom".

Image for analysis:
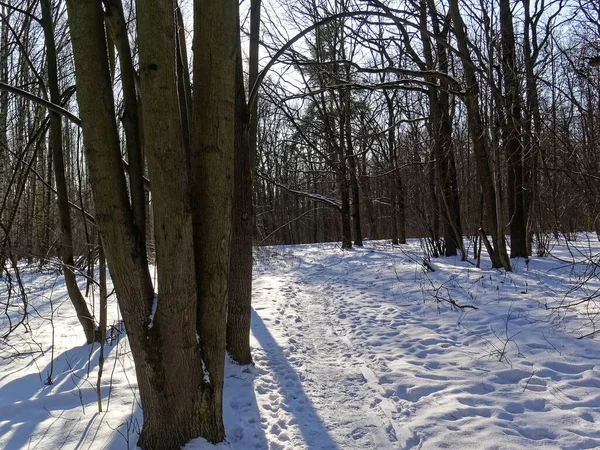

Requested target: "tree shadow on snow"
[
  {"left": 251, "top": 308, "right": 340, "bottom": 450},
  {"left": 0, "top": 333, "right": 122, "bottom": 450}
]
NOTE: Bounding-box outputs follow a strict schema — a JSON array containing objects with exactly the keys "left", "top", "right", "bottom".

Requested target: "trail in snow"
[
  {"left": 2, "top": 237, "right": 600, "bottom": 450},
  {"left": 229, "top": 240, "right": 600, "bottom": 450}
]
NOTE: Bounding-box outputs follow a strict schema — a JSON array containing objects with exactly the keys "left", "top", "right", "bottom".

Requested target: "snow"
[
  {"left": 1, "top": 234, "right": 600, "bottom": 449},
  {"left": 201, "top": 358, "right": 211, "bottom": 384},
  {"left": 148, "top": 295, "right": 157, "bottom": 329}
]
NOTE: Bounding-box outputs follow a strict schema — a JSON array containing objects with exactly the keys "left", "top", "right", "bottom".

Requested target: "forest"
[{"left": 0, "top": 0, "right": 599, "bottom": 449}]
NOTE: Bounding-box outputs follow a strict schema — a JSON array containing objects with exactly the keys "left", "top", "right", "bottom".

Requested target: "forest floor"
[{"left": 1, "top": 235, "right": 600, "bottom": 449}]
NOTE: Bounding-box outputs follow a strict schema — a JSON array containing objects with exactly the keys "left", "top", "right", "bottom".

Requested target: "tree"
[
  {"left": 500, "top": 0, "right": 528, "bottom": 258},
  {"left": 65, "top": 0, "right": 236, "bottom": 449},
  {"left": 0, "top": 3, "right": 10, "bottom": 276},
  {"left": 448, "top": 0, "right": 511, "bottom": 270},
  {"left": 419, "top": 0, "right": 464, "bottom": 258},
  {"left": 226, "top": 0, "right": 261, "bottom": 366},
  {"left": 41, "top": 0, "right": 98, "bottom": 344}
]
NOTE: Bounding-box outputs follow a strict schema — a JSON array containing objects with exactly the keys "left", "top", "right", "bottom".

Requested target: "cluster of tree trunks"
[{"left": 1, "top": 0, "right": 600, "bottom": 448}]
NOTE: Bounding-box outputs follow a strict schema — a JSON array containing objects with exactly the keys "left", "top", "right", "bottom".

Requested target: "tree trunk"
[
  {"left": 341, "top": 48, "right": 363, "bottom": 247},
  {"left": 420, "top": 0, "right": 464, "bottom": 258},
  {"left": 345, "top": 105, "right": 363, "bottom": 246},
  {"left": 137, "top": 0, "right": 217, "bottom": 446},
  {"left": 500, "top": 0, "right": 527, "bottom": 258},
  {"left": 66, "top": 0, "right": 231, "bottom": 448},
  {"left": 103, "top": 0, "right": 147, "bottom": 258},
  {"left": 227, "top": 39, "right": 254, "bottom": 365},
  {"left": 522, "top": 0, "right": 541, "bottom": 254},
  {"left": 448, "top": 0, "right": 511, "bottom": 270},
  {"left": 395, "top": 170, "right": 406, "bottom": 244},
  {"left": 248, "top": 0, "right": 261, "bottom": 163},
  {"left": 386, "top": 94, "right": 399, "bottom": 245},
  {"left": 427, "top": 148, "right": 440, "bottom": 255},
  {"left": 191, "top": 0, "right": 237, "bottom": 442},
  {"left": 42, "top": 0, "right": 97, "bottom": 343},
  {"left": 226, "top": 0, "right": 260, "bottom": 365},
  {"left": 359, "top": 153, "right": 377, "bottom": 239},
  {"left": 0, "top": 6, "right": 8, "bottom": 276},
  {"left": 337, "top": 144, "right": 353, "bottom": 249}
]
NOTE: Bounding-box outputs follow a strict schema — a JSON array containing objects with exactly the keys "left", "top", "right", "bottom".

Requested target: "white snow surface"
[
  {"left": 148, "top": 295, "right": 157, "bottom": 329},
  {"left": 201, "top": 358, "right": 211, "bottom": 384},
  {"left": 2, "top": 235, "right": 600, "bottom": 449}
]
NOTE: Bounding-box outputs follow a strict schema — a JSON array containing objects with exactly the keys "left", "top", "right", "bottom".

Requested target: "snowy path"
[
  {"left": 252, "top": 273, "right": 407, "bottom": 450},
  {"left": 2, "top": 239, "right": 600, "bottom": 450},
  {"left": 247, "top": 252, "right": 428, "bottom": 450},
  {"left": 237, "top": 243, "right": 600, "bottom": 450}
]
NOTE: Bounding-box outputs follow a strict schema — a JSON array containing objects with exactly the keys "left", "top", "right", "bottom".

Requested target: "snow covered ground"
[{"left": 1, "top": 235, "right": 600, "bottom": 449}]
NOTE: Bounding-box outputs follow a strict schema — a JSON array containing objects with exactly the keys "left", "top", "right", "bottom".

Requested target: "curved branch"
[
  {"left": 256, "top": 169, "right": 341, "bottom": 210},
  {"left": 249, "top": 10, "right": 390, "bottom": 109},
  {"left": 0, "top": 1, "right": 42, "bottom": 24},
  {"left": 0, "top": 81, "right": 81, "bottom": 125}
]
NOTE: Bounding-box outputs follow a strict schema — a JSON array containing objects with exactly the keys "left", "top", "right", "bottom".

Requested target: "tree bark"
[
  {"left": 103, "top": 0, "right": 147, "bottom": 259},
  {"left": 395, "top": 169, "right": 406, "bottom": 244},
  {"left": 337, "top": 140, "right": 353, "bottom": 249},
  {"left": 500, "top": 0, "right": 528, "bottom": 258},
  {"left": 522, "top": 0, "right": 541, "bottom": 254},
  {"left": 420, "top": 0, "right": 464, "bottom": 258},
  {"left": 227, "top": 38, "right": 254, "bottom": 365},
  {"left": 248, "top": 0, "right": 261, "bottom": 160},
  {"left": 136, "top": 0, "right": 219, "bottom": 447},
  {"left": 341, "top": 44, "right": 363, "bottom": 247},
  {"left": 225, "top": 0, "right": 261, "bottom": 364},
  {"left": 336, "top": 73, "right": 353, "bottom": 250},
  {"left": 346, "top": 121, "right": 363, "bottom": 246},
  {"left": 385, "top": 93, "right": 400, "bottom": 245},
  {"left": 191, "top": 0, "right": 237, "bottom": 442},
  {"left": 65, "top": 1, "right": 218, "bottom": 448},
  {"left": 359, "top": 152, "right": 378, "bottom": 239}
]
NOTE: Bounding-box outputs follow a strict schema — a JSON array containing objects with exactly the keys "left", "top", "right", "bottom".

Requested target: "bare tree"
[{"left": 65, "top": 0, "right": 236, "bottom": 447}]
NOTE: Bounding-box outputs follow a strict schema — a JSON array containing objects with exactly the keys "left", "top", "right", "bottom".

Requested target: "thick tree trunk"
[
  {"left": 191, "top": 0, "right": 237, "bottom": 442},
  {"left": 500, "top": 0, "right": 528, "bottom": 258},
  {"left": 136, "top": 0, "right": 219, "bottom": 447},
  {"left": 41, "top": 0, "right": 97, "bottom": 343},
  {"left": 66, "top": 1, "right": 229, "bottom": 448},
  {"left": 67, "top": 0, "right": 153, "bottom": 410},
  {"left": 226, "top": 0, "right": 260, "bottom": 365}
]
